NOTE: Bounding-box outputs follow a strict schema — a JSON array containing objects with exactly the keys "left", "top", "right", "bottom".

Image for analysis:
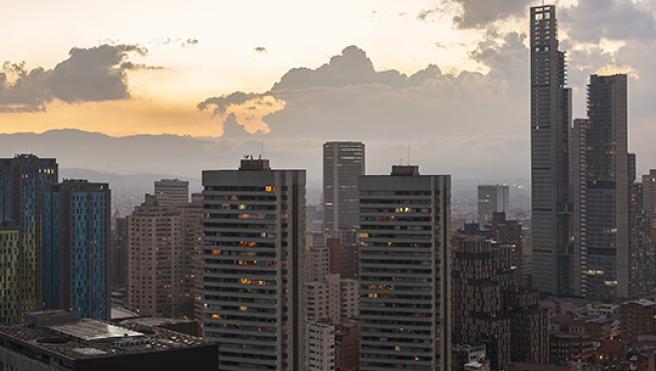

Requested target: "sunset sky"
[{"left": 2, "top": 0, "right": 655, "bottom": 179}]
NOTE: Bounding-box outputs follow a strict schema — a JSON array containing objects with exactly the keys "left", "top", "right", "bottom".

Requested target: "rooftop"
[{"left": 0, "top": 311, "right": 212, "bottom": 362}]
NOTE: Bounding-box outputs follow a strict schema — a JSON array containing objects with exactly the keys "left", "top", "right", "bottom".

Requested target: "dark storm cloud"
[
  {"left": 561, "top": 0, "right": 656, "bottom": 43},
  {"left": 0, "top": 44, "right": 151, "bottom": 112}
]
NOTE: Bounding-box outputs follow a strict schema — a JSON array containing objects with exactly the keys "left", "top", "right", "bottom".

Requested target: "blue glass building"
[
  {"left": 0, "top": 154, "right": 58, "bottom": 319},
  {"left": 43, "top": 180, "right": 111, "bottom": 320}
]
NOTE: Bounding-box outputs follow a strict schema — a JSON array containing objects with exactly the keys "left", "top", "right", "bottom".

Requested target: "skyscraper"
[
  {"left": 358, "top": 165, "right": 451, "bottom": 370},
  {"left": 477, "top": 185, "right": 509, "bottom": 227},
  {"left": 201, "top": 158, "right": 306, "bottom": 371},
  {"left": 0, "top": 154, "right": 58, "bottom": 315},
  {"left": 154, "top": 179, "right": 190, "bottom": 206},
  {"left": 530, "top": 5, "right": 573, "bottom": 295},
  {"left": 323, "top": 141, "right": 365, "bottom": 234},
  {"left": 42, "top": 180, "right": 111, "bottom": 320},
  {"left": 571, "top": 74, "right": 629, "bottom": 300}
]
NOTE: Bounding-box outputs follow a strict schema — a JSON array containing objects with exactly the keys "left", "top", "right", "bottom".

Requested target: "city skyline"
[{"left": 2, "top": 1, "right": 656, "bottom": 181}]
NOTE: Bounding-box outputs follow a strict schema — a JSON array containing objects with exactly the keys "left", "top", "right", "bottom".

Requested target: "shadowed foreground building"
[
  {"left": 358, "top": 165, "right": 451, "bottom": 370},
  {"left": 0, "top": 311, "right": 218, "bottom": 371},
  {"left": 452, "top": 236, "right": 549, "bottom": 370},
  {"left": 202, "top": 158, "right": 306, "bottom": 371}
]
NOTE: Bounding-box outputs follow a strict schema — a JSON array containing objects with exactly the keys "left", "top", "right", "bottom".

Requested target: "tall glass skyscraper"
[
  {"left": 530, "top": 5, "right": 573, "bottom": 295},
  {"left": 42, "top": 180, "right": 111, "bottom": 319}
]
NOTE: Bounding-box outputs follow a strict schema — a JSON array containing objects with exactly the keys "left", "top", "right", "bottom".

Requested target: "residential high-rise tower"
[
  {"left": 202, "top": 158, "right": 306, "bottom": 371},
  {"left": 358, "top": 165, "right": 451, "bottom": 370}
]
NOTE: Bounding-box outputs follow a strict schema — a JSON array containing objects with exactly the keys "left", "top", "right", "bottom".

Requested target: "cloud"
[
  {"left": 561, "top": 0, "right": 656, "bottom": 43},
  {"left": 198, "top": 43, "right": 532, "bottom": 178},
  {"left": 0, "top": 44, "right": 151, "bottom": 112},
  {"left": 417, "top": 9, "right": 435, "bottom": 21},
  {"left": 446, "top": 0, "right": 530, "bottom": 29},
  {"left": 254, "top": 46, "right": 267, "bottom": 53},
  {"left": 197, "top": 92, "right": 285, "bottom": 134}
]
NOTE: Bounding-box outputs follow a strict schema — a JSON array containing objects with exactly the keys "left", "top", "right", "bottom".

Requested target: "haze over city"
[{"left": 2, "top": 0, "right": 655, "bottom": 180}]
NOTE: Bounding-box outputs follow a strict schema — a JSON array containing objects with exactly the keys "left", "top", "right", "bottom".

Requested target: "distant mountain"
[{"left": 60, "top": 168, "right": 201, "bottom": 216}]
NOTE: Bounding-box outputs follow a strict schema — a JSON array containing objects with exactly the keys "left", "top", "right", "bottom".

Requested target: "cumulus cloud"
[
  {"left": 446, "top": 0, "right": 530, "bottom": 29},
  {"left": 0, "top": 44, "right": 151, "bottom": 112},
  {"left": 198, "top": 43, "right": 532, "bottom": 177}
]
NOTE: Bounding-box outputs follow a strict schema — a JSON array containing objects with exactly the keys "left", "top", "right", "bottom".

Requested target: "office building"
[
  {"left": 489, "top": 212, "right": 525, "bottom": 287},
  {"left": 306, "top": 274, "right": 341, "bottom": 323},
  {"left": 335, "top": 322, "right": 360, "bottom": 371},
  {"left": 307, "top": 321, "right": 336, "bottom": 371},
  {"left": 306, "top": 244, "right": 330, "bottom": 282},
  {"left": 452, "top": 236, "right": 512, "bottom": 370},
  {"left": 530, "top": 5, "right": 573, "bottom": 295},
  {"left": 617, "top": 299, "right": 656, "bottom": 343},
  {"left": 358, "top": 165, "right": 451, "bottom": 370},
  {"left": 110, "top": 215, "right": 129, "bottom": 292},
  {"left": 549, "top": 315, "right": 594, "bottom": 365},
  {"left": 0, "top": 310, "right": 218, "bottom": 371},
  {"left": 571, "top": 74, "right": 629, "bottom": 300},
  {"left": 178, "top": 198, "right": 205, "bottom": 316},
  {"left": 154, "top": 179, "right": 189, "bottom": 206},
  {"left": 452, "top": 235, "right": 549, "bottom": 368},
  {"left": 42, "top": 180, "right": 111, "bottom": 320},
  {"left": 323, "top": 142, "right": 365, "bottom": 234},
  {"left": 477, "top": 185, "right": 509, "bottom": 227},
  {"left": 0, "top": 222, "right": 21, "bottom": 325},
  {"left": 202, "top": 158, "right": 306, "bottom": 371},
  {"left": 328, "top": 236, "right": 358, "bottom": 279},
  {"left": 0, "top": 154, "right": 58, "bottom": 314},
  {"left": 127, "top": 194, "right": 187, "bottom": 317}
]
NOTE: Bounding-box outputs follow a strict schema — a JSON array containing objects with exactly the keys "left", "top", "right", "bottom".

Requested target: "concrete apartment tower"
[
  {"left": 358, "top": 165, "right": 451, "bottom": 370},
  {"left": 127, "top": 194, "right": 186, "bottom": 317},
  {"left": 530, "top": 5, "right": 573, "bottom": 295},
  {"left": 202, "top": 158, "right": 306, "bottom": 371},
  {"left": 154, "top": 179, "right": 189, "bottom": 206},
  {"left": 42, "top": 180, "right": 111, "bottom": 320},
  {"left": 323, "top": 141, "right": 365, "bottom": 234},
  {"left": 477, "top": 185, "right": 509, "bottom": 227},
  {"left": 0, "top": 154, "right": 58, "bottom": 316},
  {"left": 570, "top": 74, "right": 630, "bottom": 300}
]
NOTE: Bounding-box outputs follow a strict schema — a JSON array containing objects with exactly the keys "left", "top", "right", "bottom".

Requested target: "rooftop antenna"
[{"left": 407, "top": 146, "right": 411, "bottom": 165}]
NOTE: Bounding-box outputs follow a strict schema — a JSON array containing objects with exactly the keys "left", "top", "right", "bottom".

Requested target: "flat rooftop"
[{"left": 0, "top": 317, "right": 212, "bottom": 362}]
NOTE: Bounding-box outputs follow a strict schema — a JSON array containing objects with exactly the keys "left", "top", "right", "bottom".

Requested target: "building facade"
[
  {"left": 154, "top": 178, "right": 189, "bottom": 206},
  {"left": 358, "top": 165, "right": 451, "bottom": 370},
  {"left": 571, "top": 74, "right": 630, "bottom": 300},
  {"left": 477, "top": 185, "right": 509, "bottom": 227},
  {"left": 127, "top": 194, "right": 186, "bottom": 317},
  {"left": 42, "top": 180, "right": 111, "bottom": 320},
  {"left": 323, "top": 142, "right": 365, "bottom": 234},
  {"left": 0, "top": 154, "right": 58, "bottom": 314},
  {"left": 530, "top": 5, "right": 573, "bottom": 296},
  {"left": 201, "top": 158, "right": 306, "bottom": 371}
]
